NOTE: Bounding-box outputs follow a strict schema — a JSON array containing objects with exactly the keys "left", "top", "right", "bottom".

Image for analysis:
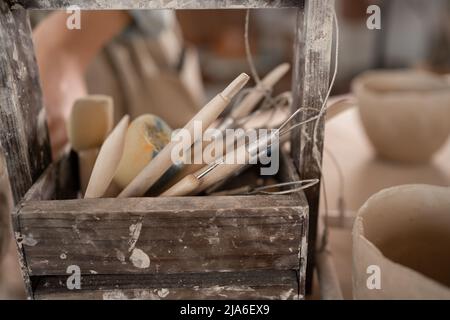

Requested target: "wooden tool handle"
[
  {"left": 119, "top": 73, "right": 249, "bottom": 198},
  {"left": 85, "top": 115, "right": 129, "bottom": 199},
  {"left": 194, "top": 133, "right": 276, "bottom": 194},
  {"left": 160, "top": 174, "right": 201, "bottom": 197},
  {"left": 167, "top": 141, "right": 250, "bottom": 197},
  {"left": 195, "top": 162, "right": 246, "bottom": 195},
  {"left": 230, "top": 63, "right": 290, "bottom": 119},
  {"left": 78, "top": 148, "right": 99, "bottom": 196},
  {"left": 68, "top": 95, "right": 114, "bottom": 152}
]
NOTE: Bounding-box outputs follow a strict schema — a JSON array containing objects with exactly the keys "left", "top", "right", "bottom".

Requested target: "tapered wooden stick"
[
  {"left": 162, "top": 92, "right": 359, "bottom": 198},
  {"left": 119, "top": 73, "right": 250, "bottom": 198},
  {"left": 160, "top": 174, "right": 201, "bottom": 197},
  {"left": 85, "top": 115, "right": 129, "bottom": 198},
  {"left": 163, "top": 64, "right": 290, "bottom": 190},
  {"left": 230, "top": 63, "right": 290, "bottom": 120},
  {"left": 161, "top": 137, "right": 256, "bottom": 197}
]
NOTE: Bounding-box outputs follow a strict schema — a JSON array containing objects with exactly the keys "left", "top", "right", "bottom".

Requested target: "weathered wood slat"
[
  {"left": 23, "top": 151, "right": 79, "bottom": 202},
  {"left": 15, "top": 149, "right": 308, "bottom": 298},
  {"left": 1, "top": 3, "right": 52, "bottom": 299},
  {"left": 18, "top": 196, "right": 306, "bottom": 276},
  {"left": 11, "top": 0, "right": 300, "bottom": 10},
  {"left": 33, "top": 270, "right": 301, "bottom": 300},
  {"left": 276, "top": 152, "right": 309, "bottom": 298},
  {"left": 0, "top": 3, "right": 51, "bottom": 204},
  {"left": 0, "top": 152, "right": 14, "bottom": 259},
  {"left": 290, "top": 0, "right": 334, "bottom": 292}
]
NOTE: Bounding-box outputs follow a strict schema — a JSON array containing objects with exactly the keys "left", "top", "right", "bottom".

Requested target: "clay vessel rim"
[{"left": 352, "top": 70, "right": 450, "bottom": 97}]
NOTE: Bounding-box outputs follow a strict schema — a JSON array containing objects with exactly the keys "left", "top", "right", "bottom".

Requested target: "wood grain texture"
[
  {"left": 11, "top": 0, "right": 300, "bottom": 9},
  {"left": 277, "top": 152, "right": 309, "bottom": 298},
  {"left": 18, "top": 195, "right": 306, "bottom": 276},
  {"left": 0, "top": 4, "right": 51, "bottom": 299},
  {"left": 290, "top": 0, "right": 335, "bottom": 292},
  {"left": 16, "top": 149, "right": 308, "bottom": 298},
  {"left": 0, "top": 152, "right": 14, "bottom": 260},
  {"left": 0, "top": 3, "right": 51, "bottom": 204},
  {"left": 33, "top": 270, "right": 301, "bottom": 300},
  {"left": 23, "top": 151, "right": 79, "bottom": 202}
]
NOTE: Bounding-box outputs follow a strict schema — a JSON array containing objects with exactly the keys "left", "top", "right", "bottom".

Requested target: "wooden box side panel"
[
  {"left": 0, "top": 3, "right": 51, "bottom": 204},
  {"left": 291, "top": 0, "right": 335, "bottom": 292},
  {"left": 33, "top": 270, "right": 301, "bottom": 300},
  {"left": 18, "top": 196, "right": 306, "bottom": 276},
  {"left": 13, "top": 0, "right": 301, "bottom": 9},
  {"left": 16, "top": 150, "right": 308, "bottom": 299}
]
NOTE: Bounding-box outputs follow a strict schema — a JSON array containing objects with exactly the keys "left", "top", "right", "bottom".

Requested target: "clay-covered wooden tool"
[{"left": 118, "top": 73, "right": 250, "bottom": 198}]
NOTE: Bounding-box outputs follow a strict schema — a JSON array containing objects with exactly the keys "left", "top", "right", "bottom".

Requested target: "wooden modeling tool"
[
  {"left": 118, "top": 73, "right": 250, "bottom": 198},
  {"left": 68, "top": 95, "right": 113, "bottom": 195},
  {"left": 161, "top": 137, "right": 262, "bottom": 197},
  {"left": 163, "top": 64, "right": 290, "bottom": 189},
  {"left": 113, "top": 114, "right": 172, "bottom": 190},
  {"left": 161, "top": 94, "right": 353, "bottom": 198},
  {"left": 203, "top": 96, "right": 356, "bottom": 195},
  {"left": 85, "top": 115, "right": 129, "bottom": 198},
  {"left": 160, "top": 174, "right": 201, "bottom": 197},
  {"left": 161, "top": 87, "right": 354, "bottom": 197},
  {"left": 229, "top": 63, "right": 289, "bottom": 121}
]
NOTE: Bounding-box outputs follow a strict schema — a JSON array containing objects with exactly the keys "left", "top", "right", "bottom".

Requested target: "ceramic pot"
[
  {"left": 353, "top": 184, "right": 450, "bottom": 299},
  {"left": 352, "top": 70, "right": 450, "bottom": 163}
]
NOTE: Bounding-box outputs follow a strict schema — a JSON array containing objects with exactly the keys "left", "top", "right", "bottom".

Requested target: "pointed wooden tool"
[
  {"left": 85, "top": 115, "right": 129, "bottom": 198},
  {"left": 119, "top": 73, "right": 250, "bottom": 198},
  {"left": 230, "top": 63, "right": 290, "bottom": 120},
  {"left": 163, "top": 64, "right": 290, "bottom": 191}
]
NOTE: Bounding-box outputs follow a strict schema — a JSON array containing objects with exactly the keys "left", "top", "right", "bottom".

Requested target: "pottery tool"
[
  {"left": 67, "top": 95, "right": 114, "bottom": 195},
  {"left": 85, "top": 115, "right": 129, "bottom": 198},
  {"left": 204, "top": 94, "right": 352, "bottom": 195},
  {"left": 217, "top": 63, "right": 290, "bottom": 131},
  {"left": 118, "top": 73, "right": 250, "bottom": 198},
  {"left": 161, "top": 93, "right": 349, "bottom": 198},
  {"left": 209, "top": 179, "right": 319, "bottom": 196},
  {"left": 161, "top": 132, "right": 273, "bottom": 197},
  {"left": 113, "top": 114, "right": 172, "bottom": 190},
  {"left": 162, "top": 64, "right": 290, "bottom": 190},
  {"left": 160, "top": 174, "right": 202, "bottom": 197}
]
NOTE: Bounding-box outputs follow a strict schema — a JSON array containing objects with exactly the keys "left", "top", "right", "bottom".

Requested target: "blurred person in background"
[{"left": 33, "top": 10, "right": 204, "bottom": 159}]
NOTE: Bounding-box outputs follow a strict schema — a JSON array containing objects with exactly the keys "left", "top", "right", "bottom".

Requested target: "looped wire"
[
  {"left": 235, "top": 91, "right": 292, "bottom": 128},
  {"left": 248, "top": 179, "right": 320, "bottom": 195}
]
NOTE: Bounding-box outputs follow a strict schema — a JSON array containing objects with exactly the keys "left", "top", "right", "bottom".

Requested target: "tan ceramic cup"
[
  {"left": 352, "top": 70, "right": 450, "bottom": 163},
  {"left": 353, "top": 185, "right": 450, "bottom": 299}
]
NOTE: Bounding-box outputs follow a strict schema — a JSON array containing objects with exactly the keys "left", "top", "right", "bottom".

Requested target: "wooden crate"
[
  {"left": 16, "top": 151, "right": 308, "bottom": 299},
  {"left": 0, "top": 0, "right": 335, "bottom": 299}
]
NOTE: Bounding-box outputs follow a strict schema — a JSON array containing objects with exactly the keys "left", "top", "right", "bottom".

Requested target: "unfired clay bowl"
[
  {"left": 352, "top": 70, "right": 450, "bottom": 163},
  {"left": 353, "top": 184, "right": 450, "bottom": 299}
]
